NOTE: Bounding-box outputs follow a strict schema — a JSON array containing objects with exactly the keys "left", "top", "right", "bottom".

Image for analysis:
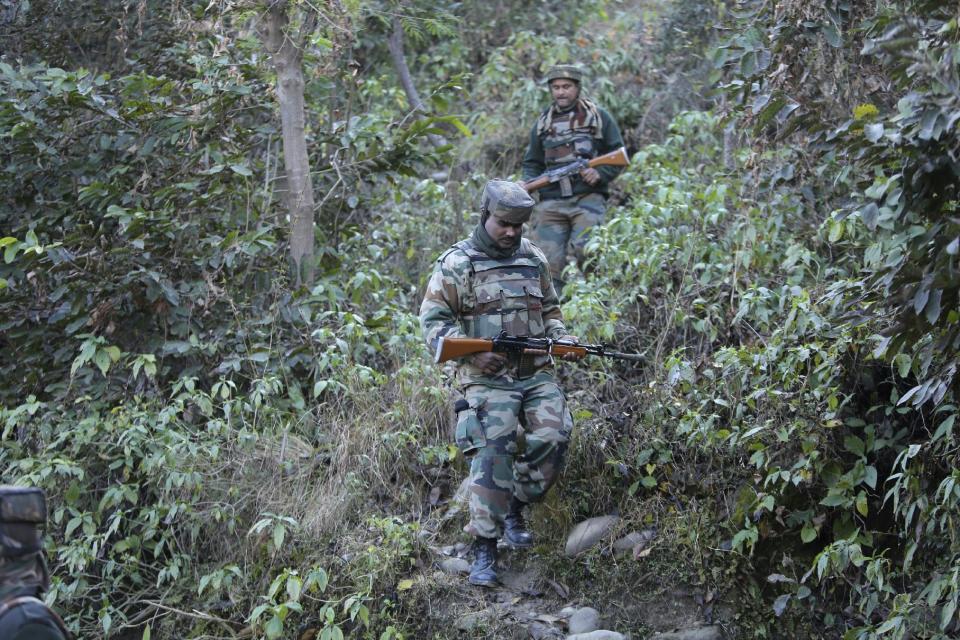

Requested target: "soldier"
[
  {"left": 420, "top": 180, "right": 582, "bottom": 587},
  {"left": 0, "top": 486, "right": 69, "bottom": 640},
  {"left": 522, "top": 64, "right": 625, "bottom": 293}
]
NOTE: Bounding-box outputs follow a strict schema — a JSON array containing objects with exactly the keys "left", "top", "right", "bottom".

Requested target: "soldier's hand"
[
  {"left": 472, "top": 352, "right": 508, "bottom": 375},
  {"left": 580, "top": 167, "right": 601, "bottom": 186},
  {"left": 560, "top": 335, "right": 584, "bottom": 361}
]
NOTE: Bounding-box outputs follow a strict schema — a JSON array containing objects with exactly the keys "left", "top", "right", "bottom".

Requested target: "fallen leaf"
[
  {"left": 535, "top": 614, "right": 562, "bottom": 624},
  {"left": 633, "top": 544, "right": 654, "bottom": 559},
  {"left": 546, "top": 579, "right": 569, "bottom": 599}
]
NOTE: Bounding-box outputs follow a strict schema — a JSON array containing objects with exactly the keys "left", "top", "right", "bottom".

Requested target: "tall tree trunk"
[
  {"left": 260, "top": 2, "right": 317, "bottom": 286},
  {"left": 387, "top": 15, "right": 425, "bottom": 113},
  {"left": 386, "top": 14, "right": 446, "bottom": 146}
]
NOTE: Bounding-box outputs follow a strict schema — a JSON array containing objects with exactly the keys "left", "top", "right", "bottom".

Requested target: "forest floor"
[{"left": 399, "top": 471, "right": 730, "bottom": 640}]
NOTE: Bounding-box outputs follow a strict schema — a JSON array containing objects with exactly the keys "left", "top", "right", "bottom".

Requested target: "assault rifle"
[
  {"left": 434, "top": 332, "right": 644, "bottom": 364},
  {"left": 522, "top": 146, "right": 630, "bottom": 193}
]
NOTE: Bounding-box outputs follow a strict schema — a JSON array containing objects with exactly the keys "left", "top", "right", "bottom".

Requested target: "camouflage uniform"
[
  {"left": 522, "top": 65, "right": 625, "bottom": 292},
  {"left": 420, "top": 182, "right": 574, "bottom": 541},
  {"left": 0, "top": 487, "right": 69, "bottom": 640}
]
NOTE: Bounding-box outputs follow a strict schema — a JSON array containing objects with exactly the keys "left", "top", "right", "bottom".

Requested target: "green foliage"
[{"left": 557, "top": 1, "right": 960, "bottom": 636}]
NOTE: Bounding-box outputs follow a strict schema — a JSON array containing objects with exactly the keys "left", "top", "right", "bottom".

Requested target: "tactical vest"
[
  {"left": 542, "top": 109, "right": 598, "bottom": 169},
  {"left": 453, "top": 238, "right": 549, "bottom": 378}
]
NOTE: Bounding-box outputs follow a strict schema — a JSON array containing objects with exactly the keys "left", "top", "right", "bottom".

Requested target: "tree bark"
[
  {"left": 386, "top": 14, "right": 447, "bottom": 146},
  {"left": 387, "top": 15, "right": 425, "bottom": 113},
  {"left": 260, "top": 2, "right": 317, "bottom": 286}
]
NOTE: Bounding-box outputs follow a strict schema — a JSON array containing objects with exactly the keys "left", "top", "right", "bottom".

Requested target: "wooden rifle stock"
[
  {"left": 434, "top": 337, "right": 493, "bottom": 363},
  {"left": 522, "top": 146, "right": 630, "bottom": 193}
]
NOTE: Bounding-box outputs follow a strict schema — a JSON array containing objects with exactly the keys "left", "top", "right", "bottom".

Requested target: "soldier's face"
[
  {"left": 549, "top": 79, "right": 579, "bottom": 109},
  {"left": 484, "top": 215, "right": 523, "bottom": 249}
]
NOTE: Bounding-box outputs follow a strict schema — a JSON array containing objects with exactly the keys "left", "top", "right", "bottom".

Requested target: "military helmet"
[
  {"left": 544, "top": 64, "right": 584, "bottom": 84},
  {"left": 0, "top": 486, "right": 46, "bottom": 558},
  {"left": 480, "top": 180, "right": 535, "bottom": 224}
]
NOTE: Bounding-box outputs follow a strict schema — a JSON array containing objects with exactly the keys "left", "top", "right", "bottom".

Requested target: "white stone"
[
  {"left": 567, "top": 607, "right": 601, "bottom": 634},
  {"left": 439, "top": 557, "right": 470, "bottom": 574},
  {"left": 649, "top": 625, "right": 724, "bottom": 640},
  {"left": 566, "top": 631, "right": 625, "bottom": 640}
]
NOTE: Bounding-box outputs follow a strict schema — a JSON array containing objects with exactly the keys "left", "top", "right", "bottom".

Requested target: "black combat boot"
[
  {"left": 468, "top": 536, "right": 499, "bottom": 587},
  {"left": 503, "top": 497, "right": 533, "bottom": 548}
]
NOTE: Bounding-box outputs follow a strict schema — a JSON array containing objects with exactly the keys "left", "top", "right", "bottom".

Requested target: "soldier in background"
[
  {"left": 522, "top": 64, "right": 625, "bottom": 294},
  {"left": 0, "top": 486, "right": 69, "bottom": 639},
  {"left": 420, "top": 180, "right": 582, "bottom": 587}
]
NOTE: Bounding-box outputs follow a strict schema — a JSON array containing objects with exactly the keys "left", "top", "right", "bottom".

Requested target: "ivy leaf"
[
  {"left": 94, "top": 349, "right": 111, "bottom": 376},
  {"left": 4, "top": 242, "right": 19, "bottom": 264},
  {"left": 913, "top": 285, "right": 930, "bottom": 315},
  {"left": 860, "top": 203, "right": 879, "bottom": 230},
  {"left": 752, "top": 93, "right": 771, "bottom": 115},
  {"left": 864, "top": 465, "right": 878, "bottom": 489},
  {"left": 820, "top": 493, "right": 849, "bottom": 507},
  {"left": 864, "top": 123, "right": 884, "bottom": 142},
  {"left": 773, "top": 594, "right": 791, "bottom": 617},
  {"left": 265, "top": 615, "right": 283, "bottom": 639},
  {"left": 844, "top": 435, "right": 865, "bottom": 457},
  {"left": 823, "top": 21, "right": 842, "bottom": 47},
  {"left": 925, "top": 289, "right": 942, "bottom": 324}
]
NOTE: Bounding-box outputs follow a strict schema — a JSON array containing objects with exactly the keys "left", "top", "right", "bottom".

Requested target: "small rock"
[
  {"left": 456, "top": 609, "right": 493, "bottom": 631},
  {"left": 439, "top": 557, "right": 470, "bottom": 574},
  {"left": 612, "top": 528, "right": 657, "bottom": 552},
  {"left": 567, "top": 607, "right": 601, "bottom": 634},
  {"left": 529, "top": 621, "right": 565, "bottom": 639},
  {"left": 566, "top": 631, "right": 625, "bottom": 640},
  {"left": 649, "top": 625, "right": 723, "bottom": 640},
  {"left": 564, "top": 515, "right": 620, "bottom": 557}
]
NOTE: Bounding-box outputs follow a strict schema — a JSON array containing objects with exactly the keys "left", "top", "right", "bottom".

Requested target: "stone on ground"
[
  {"left": 439, "top": 557, "right": 470, "bottom": 574},
  {"left": 612, "top": 528, "right": 657, "bottom": 553},
  {"left": 565, "top": 631, "right": 625, "bottom": 640},
  {"left": 567, "top": 607, "right": 601, "bottom": 634},
  {"left": 649, "top": 625, "right": 723, "bottom": 640},
  {"left": 564, "top": 515, "right": 620, "bottom": 557}
]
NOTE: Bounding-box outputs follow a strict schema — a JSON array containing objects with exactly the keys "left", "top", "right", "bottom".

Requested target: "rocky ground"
[{"left": 414, "top": 481, "right": 730, "bottom": 639}]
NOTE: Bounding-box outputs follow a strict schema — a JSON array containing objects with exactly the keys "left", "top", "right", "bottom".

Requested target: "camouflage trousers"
[
  {"left": 455, "top": 377, "right": 573, "bottom": 539},
  {"left": 529, "top": 192, "right": 607, "bottom": 291}
]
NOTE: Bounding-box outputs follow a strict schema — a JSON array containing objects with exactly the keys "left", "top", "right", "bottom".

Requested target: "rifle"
[
  {"left": 434, "top": 332, "right": 644, "bottom": 364},
  {"left": 522, "top": 146, "right": 630, "bottom": 193}
]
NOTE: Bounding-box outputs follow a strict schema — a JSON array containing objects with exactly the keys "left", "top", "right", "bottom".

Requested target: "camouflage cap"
[
  {"left": 480, "top": 180, "right": 535, "bottom": 224},
  {"left": 544, "top": 64, "right": 584, "bottom": 84}
]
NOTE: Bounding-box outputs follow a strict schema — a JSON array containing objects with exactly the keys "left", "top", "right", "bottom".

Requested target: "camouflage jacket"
[
  {"left": 521, "top": 102, "right": 624, "bottom": 199},
  {"left": 0, "top": 554, "right": 48, "bottom": 601},
  {"left": 420, "top": 236, "right": 568, "bottom": 386}
]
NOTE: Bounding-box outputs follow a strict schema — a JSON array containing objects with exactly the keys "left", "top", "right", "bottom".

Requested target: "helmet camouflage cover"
[
  {"left": 0, "top": 486, "right": 49, "bottom": 600},
  {"left": 544, "top": 64, "right": 584, "bottom": 84},
  {"left": 480, "top": 180, "right": 535, "bottom": 224}
]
